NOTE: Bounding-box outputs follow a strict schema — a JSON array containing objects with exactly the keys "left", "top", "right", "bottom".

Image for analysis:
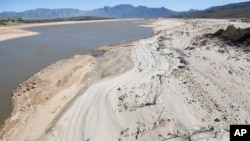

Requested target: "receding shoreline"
[
  {"left": 1, "top": 19, "right": 250, "bottom": 141},
  {"left": 0, "top": 19, "right": 153, "bottom": 127}
]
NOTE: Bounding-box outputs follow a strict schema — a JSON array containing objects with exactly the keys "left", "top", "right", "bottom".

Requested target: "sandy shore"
[{"left": 0, "top": 19, "right": 250, "bottom": 141}]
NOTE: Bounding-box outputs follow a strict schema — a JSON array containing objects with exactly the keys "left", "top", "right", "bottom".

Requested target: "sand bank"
[{"left": 1, "top": 19, "right": 250, "bottom": 141}]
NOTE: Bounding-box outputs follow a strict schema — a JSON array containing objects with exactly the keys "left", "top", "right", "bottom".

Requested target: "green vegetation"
[
  {"left": 0, "top": 16, "right": 113, "bottom": 25},
  {"left": 0, "top": 17, "right": 23, "bottom": 25},
  {"left": 213, "top": 25, "right": 250, "bottom": 46}
]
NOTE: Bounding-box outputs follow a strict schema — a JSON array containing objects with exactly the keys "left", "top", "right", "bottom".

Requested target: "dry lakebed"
[{"left": 0, "top": 19, "right": 250, "bottom": 141}]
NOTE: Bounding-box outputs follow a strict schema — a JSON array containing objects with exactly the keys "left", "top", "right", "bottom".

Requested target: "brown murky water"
[{"left": 0, "top": 20, "right": 152, "bottom": 125}]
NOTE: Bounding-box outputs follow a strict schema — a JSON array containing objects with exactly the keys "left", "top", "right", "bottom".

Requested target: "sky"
[{"left": 0, "top": 0, "right": 249, "bottom": 12}]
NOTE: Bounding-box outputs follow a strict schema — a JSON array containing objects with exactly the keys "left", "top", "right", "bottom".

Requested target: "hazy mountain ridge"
[
  {"left": 0, "top": 8, "right": 85, "bottom": 19},
  {"left": 85, "top": 4, "right": 177, "bottom": 18},
  {"left": 176, "top": 1, "right": 250, "bottom": 18},
  {"left": 0, "top": 4, "right": 176, "bottom": 19}
]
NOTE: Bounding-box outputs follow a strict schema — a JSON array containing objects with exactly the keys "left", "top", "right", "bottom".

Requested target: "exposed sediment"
[{"left": 1, "top": 19, "right": 250, "bottom": 141}]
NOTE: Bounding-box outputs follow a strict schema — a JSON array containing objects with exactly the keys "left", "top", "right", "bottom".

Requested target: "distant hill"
[
  {"left": 85, "top": 4, "right": 177, "bottom": 18},
  {"left": 176, "top": 1, "right": 250, "bottom": 18},
  {"left": 0, "top": 4, "right": 177, "bottom": 19}
]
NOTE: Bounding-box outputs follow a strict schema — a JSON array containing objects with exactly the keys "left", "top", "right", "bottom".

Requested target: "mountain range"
[
  {"left": 0, "top": 8, "right": 85, "bottom": 19},
  {"left": 176, "top": 1, "right": 250, "bottom": 18},
  {"left": 85, "top": 4, "right": 177, "bottom": 18},
  {"left": 0, "top": 4, "right": 176, "bottom": 19},
  {"left": 0, "top": 1, "right": 250, "bottom": 19}
]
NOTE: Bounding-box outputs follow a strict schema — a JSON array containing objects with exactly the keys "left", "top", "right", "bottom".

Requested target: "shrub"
[{"left": 213, "top": 24, "right": 250, "bottom": 46}]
